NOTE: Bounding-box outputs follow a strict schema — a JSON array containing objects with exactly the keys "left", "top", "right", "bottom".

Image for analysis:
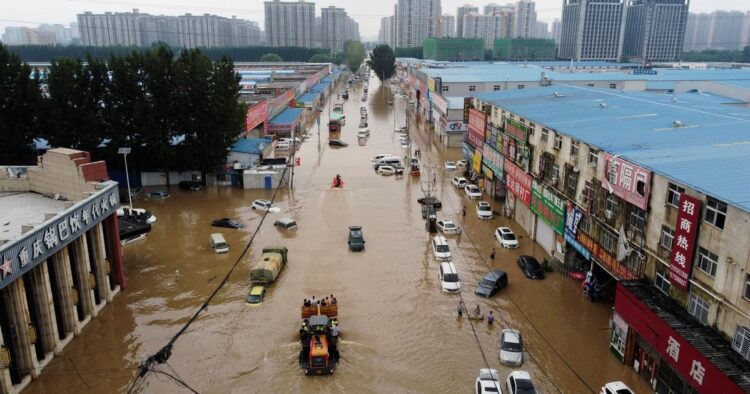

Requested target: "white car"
[
  {"left": 436, "top": 220, "right": 461, "bottom": 235},
  {"left": 600, "top": 381, "right": 634, "bottom": 394},
  {"left": 439, "top": 262, "right": 461, "bottom": 293},
  {"left": 357, "top": 131, "right": 369, "bottom": 139},
  {"left": 452, "top": 177, "right": 468, "bottom": 189},
  {"left": 444, "top": 161, "right": 457, "bottom": 170},
  {"left": 372, "top": 153, "right": 397, "bottom": 163},
  {"left": 495, "top": 227, "right": 519, "bottom": 248},
  {"left": 251, "top": 199, "right": 280, "bottom": 213},
  {"left": 465, "top": 184, "right": 482, "bottom": 199},
  {"left": 432, "top": 235, "right": 452, "bottom": 260},
  {"left": 116, "top": 207, "right": 157, "bottom": 224},
  {"left": 456, "top": 159, "right": 468, "bottom": 168},
  {"left": 477, "top": 202, "right": 493, "bottom": 219},
  {"left": 499, "top": 329, "right": 523, "bottom": 366},
  {"left": 475, "top": 368, "right": 503, "bottom": 394},
  {"left": 377, "top": 165, "right": 403, "bottom": 176},
  {"left": 506, "top": 371, "right": 537, "bottom": 394}
]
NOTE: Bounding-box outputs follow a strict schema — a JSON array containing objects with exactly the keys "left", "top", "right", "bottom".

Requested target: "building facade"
[
  {"left": 551, "top": 19, "right": 562, "bottom": 44},
  {"left": 513, "top": 0, "right": 537, "bottom": 38},
  {"left": 264, "top": 0, "right": 315, "bottom": 48},
  {"left": 559, "top": 0, "right": 628, "bottom": 61},
  {"left": 623, "top": 0, "right": 689, "bottom": 62},
  {"left": 0, "top": 149, "right": 125, "bottom": 394},
  {"left": 463, "top": 12, "right": 507, "bottom": 49},
  {"left": 395, "top": 0, "right": 442, "bottom": 48},
  {"left": 456, "top": 4, "right": 479, "bottom": 38},
  {"left": 321, "top": 6, "right": 347, "bottom": 52},
  {"left": 440, "top": 15, "right": 456, "bottom": 38},
  {"left": 379, "top": 16, "right": 396, "bottom": 47},
  {"left": 684, "top": 10, "right": 750, "bottom": 51}
]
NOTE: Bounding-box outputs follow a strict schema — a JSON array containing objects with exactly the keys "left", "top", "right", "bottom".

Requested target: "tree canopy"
[
  {"left": 0, "top": 44, "right": 42, "bottom": 164},
  {"left": 260, "top": 53, "right": 283, "bottom": 62},
  {"left": 309, "top": 53, "right": 332, "bottom": 63},
  {"left": 344, "top": 41, "right": 366, "bottom": 73},
  {"left": 681, "top": 46, "right": 750, "bottom": 63},
  {"left": 368, "top": 44, "right": 396, "bottom": 82}
]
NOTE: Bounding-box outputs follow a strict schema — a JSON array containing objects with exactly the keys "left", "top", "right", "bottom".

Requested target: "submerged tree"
[{"left": 368, "top": 44, "right": 396, "bottom": 82}]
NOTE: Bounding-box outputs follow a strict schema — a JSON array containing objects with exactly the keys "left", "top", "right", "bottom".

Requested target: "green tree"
[
  {"left": 260, "top": 53, "right": 283, "bottom": 62},
  {"left": 0, "top": 43, "right": 42, "bottom": 164},
  {"left": 368, "top": 44, "right": 396, "bottom": 82},
  {"left": 344, "top": 41, "right": 366, "bottom": 73},
  {"left": 309, "top": 53, "right": 332, "bottom": 63}
]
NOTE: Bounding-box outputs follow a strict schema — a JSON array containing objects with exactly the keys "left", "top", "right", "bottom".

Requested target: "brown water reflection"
[{"left": 25, "top": 75, "right": 651, "bottom": 394}]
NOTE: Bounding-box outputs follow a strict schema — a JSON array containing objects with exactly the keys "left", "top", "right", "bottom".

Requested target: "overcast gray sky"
[{"left": 2, "top": 0, "right": 749, "bottom": 40}]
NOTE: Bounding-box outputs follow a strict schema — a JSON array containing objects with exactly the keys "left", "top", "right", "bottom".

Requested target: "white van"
[
  {"left": 432, "top": 235, "right": 452, "bottom": 260},
  {"left": 372, "top": 153, "right": 396, "bottom": 163},
  {"left": 210, "top": 233, "right": 229, "bottom": 253},
  {"left": 439, "top": 262, "right": 461, "bottom": 292},
  {"left": 374, "top": 157, "right": 402, "bottom": 169}
]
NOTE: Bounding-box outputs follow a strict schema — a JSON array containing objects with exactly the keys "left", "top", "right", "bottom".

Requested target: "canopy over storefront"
[{"left": 267, "top": 107, "right": 304, "bottom": 133}]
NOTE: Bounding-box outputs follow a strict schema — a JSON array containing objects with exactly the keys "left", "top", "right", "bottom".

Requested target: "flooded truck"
[
  {"left": 249, "top": 247, "right": 288, "bottom": 285},
  {"left": 299, "top": 302, "right": 340, "bottom": 375}
]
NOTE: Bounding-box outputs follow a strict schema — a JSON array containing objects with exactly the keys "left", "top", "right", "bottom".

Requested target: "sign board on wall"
[
  {"left": 669, "top": 194, "right": 701, "bottom": 290},
  {"left": 432, "top": 93, "right": 448, "bottom": 114},
  {"left": 504, "top": 160, "right": 531, "bottom": 206},
  {"left": 564, "top": 203, "right": 590, "bottom": 260},
  {"left": 482, "top": 143, "right": 503, "bottom": 178},
  {"left": 246, "top": 100, "right": 269, "bottom": 131},
  {"left": 505, "top": 118, "right": 529, "bottom": 142},
  {"left": 467, "top": 108, "right": 486, "bottom": 150},
  {"left": 440, "top": 116, "right": 467, "bottom": 133},
  {"left": 268, "top": 89, "right": 295, "bottom": 118},
  {"left": 599, "top": 153, "right": 652, "bottom": 210},
  {"left": 472, "top": 150, "right": 483, "bottom": 173},
  {"left": 427, "top": 77, "right": 436, "bottom": 92},
  {"left": 530, "top": 180, "right": 565, "bottom": 234}
]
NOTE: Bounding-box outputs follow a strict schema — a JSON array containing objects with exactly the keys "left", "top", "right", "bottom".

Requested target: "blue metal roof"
[
  {"left": 269, "top": 107, "right": 304, "bottom": 125},
  {"left": 475, "top": 85, "right": 750, "bottom": 212},
  {"left": 230, "top": 138, "right": 272, "bottom": 155},
  {"left": 297, "top": 92, "right": 320, "bottom": 104}
]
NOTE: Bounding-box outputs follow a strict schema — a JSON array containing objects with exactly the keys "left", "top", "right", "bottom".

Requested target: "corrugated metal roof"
[
  {"left": 230, "top": 138, "right": 272, "bottom": 155},
  {"left": 297, "top": 92, "right": 320, "bottom": 104},
  {"left": 475, "top": 85, "right": 750, "bottom": 212},
  {"left": 269, "top": 107, "right": 304, "bottom": 125}
]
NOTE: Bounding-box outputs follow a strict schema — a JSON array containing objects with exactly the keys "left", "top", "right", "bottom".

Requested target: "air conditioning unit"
[{"left": 605, "top": 210, "right": 614, "bottom": 220}]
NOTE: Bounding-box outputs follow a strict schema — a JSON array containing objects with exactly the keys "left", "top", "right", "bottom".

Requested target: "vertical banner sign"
[
  {"left": 467, "top": 108, "right": 486, "bottom": 150},
  {"left": 245, "top": 100, "right": 269, "bottom": 132},
  {"left": 504, "top": 160, "right": 532, "bottom": 206},
  {"left": 564, "top": 203, "right": 590, "bottom": 260},
  {"left": 669, "top": 194, "right": 701, "bottom": 290},
  {"left": 472, "top": 150, "right": 483, "bottom": 173}
]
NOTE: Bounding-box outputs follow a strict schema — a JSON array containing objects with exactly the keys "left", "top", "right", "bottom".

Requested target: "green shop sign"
[
  {"left": 504, "top": 118, "right": 528, "bottom": 142},
  {"left": 530, "top": 180, "right": 565, "bottom": 234}
]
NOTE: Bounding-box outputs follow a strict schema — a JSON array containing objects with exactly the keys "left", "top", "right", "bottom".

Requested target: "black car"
[
  {"left": 348, "top": 225, "right": 365, "bottom": 251},
  {"left": 417, "top": 196, "right": 442, "bottom": 210},
  {"left": 329, "top": 139, "right": 349, "bottom": 147},
  {"left": 211, "top": 218, "right": 244, "bottom": 229},
  {"left": 178, "top": 180, "right": 203, "bottom": 191},
  {"left": 517, "top": 255, "right": 545, "bottom": 279},
  {"left": 475, "top": 270, "right": 508, "bottom": 297}
]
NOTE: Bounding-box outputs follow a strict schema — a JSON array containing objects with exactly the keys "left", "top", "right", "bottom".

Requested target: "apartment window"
[
  {"left": 565, "top": 169, "right": 578, "bottom": 199},
  {"left": 732, "top": 326, "right": 750, "bottom": 361},
  {"left": 582, "top": 181, "right": 593, "bottom": 206},
  {"left": 655, "top": 271, "right": 671, "bottom": 295},
  {"left": 588, "top": 149, "right": 598, "bottom": 168},
  {"left": 704, "top": 197, "right": 728, "bottom": 229},
  {"left": 469, "top": 85, "right": 476, "bottom": 92},
  {"left": 541, "top": 128, "right": 549, "bottom": 142},
  {"left": 517, "top": 84, "right": 525, "bottom": 89},
  {"left": 570, "top": 140, "right": 580, "bottom": 157},
  {"left": 745, "top": 274, "right": 750, "bottom": 300},
  {"left": 579, "top": 216, "right": 591, "bottom": 234},
  {"left": 600, "top": 229, "right": 617, "bottom": 254},
  {"left": 609, "top": 83, "right": 617, "bottom": 89},
  {"left": 696, "top": 246, "right": 718, "bottom": 277},
  {"left": 605, "top": 195, "right": 618, "bottom": 218},
  {"left": 551, "top": 164, "right": 560, "bottom": 185},
  {"left": 628, "top": 207, "right": 647, "bottom": 231},
  {"left": 493, "top": 85, "right": 501, "bottom": 91},
  {"left": 587, "top": 83, "right": 595, "bottom": 87},
  {"left": 553, "top": 134, "right": 562, "bottom": 150},
  {"left": 660, "top": 226, "right": 675, "bottom": 250},
  {"left": 666, "top": 183, "right": 684, "bottom": 208},
  {"left": 441, "top": 85, "right": 449, "bottom": 92},
  {"left": 687, "top": 293, "right": 710, "bottom": 325}
]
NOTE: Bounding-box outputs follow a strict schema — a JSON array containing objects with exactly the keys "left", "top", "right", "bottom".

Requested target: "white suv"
[
  {"left": 477, "top": 202, "right": 493, "bottom": 219},
  {"left": 439, "top": 262, "right": 460, "bottom": 292},
  {"left": 432, "top": 235, "right": 452, "bottom": 260}
]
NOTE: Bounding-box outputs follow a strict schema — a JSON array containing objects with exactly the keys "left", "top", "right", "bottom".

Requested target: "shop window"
[
  {"left": 441, "top": 85, "right": 449, "bottom": 92},
  {"left": 588, "top": 149, "right": 598, "bottom": 168},
  {"left": 541, "top": 128, "right": 549, "bottom": 142},
  {"left": 733, "top": 326, "right": 750, "bottom": 361},
  {"left": 666, "top": 183, "right": 684, "bottom": 208},
  {"left": 628, "top": 207, "right": 647, "bottom": 232},
  {"left": 660, "top": 226, "right": 675, "bottom": 250},
  {"left": 704, "top": 197, "right": 727, "bottom": 229},
  {"left": 570, "top": 140, "right": 579, "bottom": 158},
  {"left": 687, "top": 293, "right": 710, "bottom": 325},
  {"left": 469, "top": 85, "right": 476, "bottom": 92},
  {"left": 493, "top": 85, "right": 501, "bottom": 91},
  {"left": 553, "top": 134, "right": 562, "bottom": 150},
  {"left": 696, "top": 246, "right": 718, "bottom": 277},
  {"left": 655, "top": 271, "right": 671, "bottom": 295}
]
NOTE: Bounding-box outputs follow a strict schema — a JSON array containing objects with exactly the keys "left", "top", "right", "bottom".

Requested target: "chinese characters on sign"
[
  {"left": 564, "top": 204, "right": 590, "bottom": 260},
  {"left": 504, "top": 118, "right": 528, "bottom": 142},
  {"left": 530, "top": 180, "right": 565, "bottom": 234},
  {"left": 467, "top": 108, "right": 486, "bottom": 150},
  {"left": 245, "top": 100, "right": 268, "bottom": 132},
  {"left": 504, "top": 160, "right": 531, "bottom": 206},
  {"left": 599, "top": 153, "right": 652, "bottom": 210},
  {"left": 669, "top": 194, "right": 701, "bottom": 290}
]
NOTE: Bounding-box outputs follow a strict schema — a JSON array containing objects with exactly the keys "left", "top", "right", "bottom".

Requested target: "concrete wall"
[
  {"left": 140, "top": 171, "right": 202, "bottom": 186},
  {"left": 26, "top": 149, "right": 103, "bottom": 201}
]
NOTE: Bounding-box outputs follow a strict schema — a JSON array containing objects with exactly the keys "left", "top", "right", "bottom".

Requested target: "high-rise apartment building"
[
  {"left": 559, "top": 0, "right": 628, "bottom": 61},
  {"left": 463, "top": 12, "right": 507, "bottom": 48},
  {"left": 551, "top": 19, "right": 562, "bottom": 44},
  {"left": 684, "top": 10, "right": 750, "bottom": 51},
  {"left": 345, "top": 18, "right": 360, "bottom": 42},
  {"left": 2, "top": 24, "right": 78, "bottom": 45},
  {"left": 395, "top": 0, "right": 441, "bottom": 48},
  {"left": 684, "top": 12, "right": 711, "bottom": 50},
  {"left": 456, "top": 4, "right": 479, "bottom": 38},
  {"left": 379, "top": 16, "right": 396, "bottom": 47},
  {"left": 535, "top": 21, "right": 549, "bottom": 39},
  {"left": 264, "top": 0, "right": 315, "bottom": 47},
  {"left": 440, "top": 15, "right": 456, "bottom": 38},
  {"left": 484, "top": 3, "right": 505, "bottom": 15},
  {"left": 321, "top": 6, "right": 347, "bottom": 52},
  {"left": 623, "top": 0, "right": 688, "bottom": 62},
  {"left": 78, "top": 10, "right": 142, "bottom": 46},
  {"left": 513, "top": 0, "right": 537, "bottom": 38}
]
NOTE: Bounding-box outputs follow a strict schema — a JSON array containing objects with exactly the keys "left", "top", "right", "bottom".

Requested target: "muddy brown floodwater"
[{"left": 25, "top": 75, "right": 652, "bottom": 394}]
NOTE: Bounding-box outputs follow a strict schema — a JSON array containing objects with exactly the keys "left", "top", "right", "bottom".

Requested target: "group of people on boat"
[
  {"left": 457, "top": 301, "right": 495, "bottom": 324},
  {"left": 299, "top": 316, "right": 340, "bottom": 344},
  {"left": 303, "top": 294, "right": 337, "bottom": 307},
  {"left": 331, "top": 174, "right": 344, "bottom": 188}
]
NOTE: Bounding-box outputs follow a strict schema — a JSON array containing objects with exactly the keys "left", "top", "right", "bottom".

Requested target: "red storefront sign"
[
  {"left": 467, "top": 108, "right": 486, "bottom": 150},
  {"left": 615, "top": 283, "right": 744, "bottom": 394},
  {"left": 246, "top": 100, "right": 268, "bottom": 132},
  {"left": 600, "top": 153, "right": 652, "bottom": 210},
  {"left": 503, "top": 160, "right": 531, "bottom": 206},
  {"left": 432, "top": 92, "right": 448, "bottom": 114},
  {"left": 577, "top": 232, "right": 638, "bottom": 280},
  {"left": 669, "top": 194, "right": 701, "bottom": 290}
]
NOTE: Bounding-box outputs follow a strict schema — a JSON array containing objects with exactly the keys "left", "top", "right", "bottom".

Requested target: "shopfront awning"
[
  {"left": 615, "top": 281, "right": 750, "bottom": 394},
  {"left": 267, "top": 107, "right": 304, "bottom": 132},
  {"left": 297, "top": 92, "right": 321, "bottom": 106}
]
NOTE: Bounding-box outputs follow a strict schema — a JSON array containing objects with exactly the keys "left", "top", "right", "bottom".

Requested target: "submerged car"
[
  {"left": 245, "top": 285, "right": 266, "bottom": 305},
  {"left": 517, "top": 255, "right": 545, "bottom": 280},
  {"left": 475, "top": 368, "right": 503, "bottom": 394},
  {"left": 436, "top": 220, "right": 461, "bottom": 235},
  {"left": 476, "top": 202, "right": 493, "bottom": 219},
  {"left": 348, "top": 225, "right": 365, "bottom": 251},
  {"left": 178, "top": 180, "right": 203, "bottom": 191},
  {"left": 211, "top": 218, "right": 243, "bottom": 229},
  {"left": 377, "top": 165, "right": 403, "bottom": 176},
  {"left": 476, "top": 270, "right": 508, "bottom": 297},
  {"left": 600, "top": 381, "right": 635, "bottom": 394},
  {"left": 148, "top": 191, "right": 171, "bottom": 199},
  {"left": 329, "top": 139, "right": 349, "bottom": 147},
  {"left": 251, "top": 199, "right": 281, "bottom": 213},
  {"left": 465, "top": 184, "right": 482, "bottom": 199},
  {"left": 444, "top": 161, "right": 457, "bottom": 171},
  {"left": 499, "top": 329, "right": 524, "bottom": 366},
  {"left": 506, "top": 371, "right": 537, "bottom": 394},
  {"left": 417, "top": 196, "right": 442, "bottom": 209},
  {"left": 452, "top": 176, "right": 468, "bottom": 189},
  {"left": 439, "top": 262, "right": 461, "bottom": 293},
  {"left": 495, "top": 227, "right": 519, "bottom": 249}
]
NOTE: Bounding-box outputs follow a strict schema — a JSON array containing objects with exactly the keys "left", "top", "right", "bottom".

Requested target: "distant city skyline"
[{"left": 0, "top": 0, "right": 748, "bottom": 41}]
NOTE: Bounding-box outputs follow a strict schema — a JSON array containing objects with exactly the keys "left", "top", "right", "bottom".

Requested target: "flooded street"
[{"left": 26, "top": 74, "right": 651, "bottom": 394}]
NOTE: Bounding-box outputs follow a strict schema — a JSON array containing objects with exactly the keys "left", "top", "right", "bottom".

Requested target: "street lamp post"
[{"left": 117, "top": 147, "right": 133, "bottom": 210}]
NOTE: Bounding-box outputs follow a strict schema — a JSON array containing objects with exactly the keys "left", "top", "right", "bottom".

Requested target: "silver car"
[{"left": 499, "top": 329, "right": 523, "bottom": 366}]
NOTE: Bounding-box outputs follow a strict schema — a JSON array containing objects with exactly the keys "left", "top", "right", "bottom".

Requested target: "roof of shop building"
[
  {"left": 269, "top": 107, "right": 304, "bottom": 125},
  {"left": 297, "top": 92, "right": 320, "bottom": 104},
  {"left": 0, "top": 192, "right": 69, "bottom": 243},
  {"left": 474, "top": 85, "right": 750, "bottom": 212},
  {"left": 230, "top": 138, "right": 272, "bottom": 155},
  {"left": 717, "top": 80, "right": 750, "bottom": 91},
  {"left": 622, "top": 281, "right": 750, "bottom": 391}
]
